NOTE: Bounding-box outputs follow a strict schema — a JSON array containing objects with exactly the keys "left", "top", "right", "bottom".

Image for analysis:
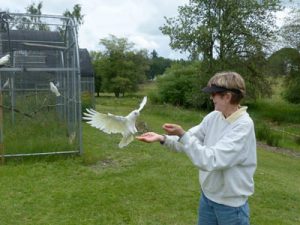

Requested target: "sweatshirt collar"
[{"left": 225, "top": 106, "right": 248, "bottom": 123}]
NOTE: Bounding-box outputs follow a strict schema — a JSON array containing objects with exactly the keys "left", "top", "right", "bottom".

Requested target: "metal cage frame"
[{"left": 0, "top": 12, "right": 83, "bottom": 158}]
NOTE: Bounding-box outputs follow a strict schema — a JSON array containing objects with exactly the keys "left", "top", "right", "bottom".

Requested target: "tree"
[
  {"left": 147, "top": 50, "right": 172, "bottom": 80},
  {"left": 96, "top": 35, "right": 149, "bottom": 97},
  {"left": 160, "top": 0, "right": 281, "bottom": 61},
  {"left": 158, "top": 0, "right": 282, "bottom": 102},
  {"left": 90, "top": 50, "right": 102, "bottom": 97},
  {"left": 266, "top": 48, "right": 300, "bottom": 76},
  {"left": 15, "top": 1, "right": 49, "bottom": 31},
  {"left": 279, "top": 8, "right": 300, "bottom": 51},
  {"left": 63, "top": 4, "right": 84, "bottom": 26}
]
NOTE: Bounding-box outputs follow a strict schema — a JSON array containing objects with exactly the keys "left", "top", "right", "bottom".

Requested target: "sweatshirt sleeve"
[
  {"left": 179, "top": 120, "right": 253, "bottom": 171},
  {"left": 163, "top": 120, "right": 207, "bottom": 152}
]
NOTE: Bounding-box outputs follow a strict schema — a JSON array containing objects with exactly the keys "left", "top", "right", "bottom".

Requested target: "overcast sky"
[
  {"left": 1, "top": 0, "right": 297, "bottom": 59},
  {"left": 1, "top": 0, "right": 189, "bottom": 59}
]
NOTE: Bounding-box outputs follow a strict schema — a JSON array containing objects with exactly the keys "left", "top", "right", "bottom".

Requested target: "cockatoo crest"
[{"left": 83, "top": 96, "right": 147, "bottom": 148}]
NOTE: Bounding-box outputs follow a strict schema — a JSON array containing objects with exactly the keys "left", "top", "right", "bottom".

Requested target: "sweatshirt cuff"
[{"left": 178, "top": 131, "right": 190, "bottom": 145}]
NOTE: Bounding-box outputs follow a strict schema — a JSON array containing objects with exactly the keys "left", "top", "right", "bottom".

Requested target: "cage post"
[{"left": 0, "top": 91, "right": 4, "bottom": 164}]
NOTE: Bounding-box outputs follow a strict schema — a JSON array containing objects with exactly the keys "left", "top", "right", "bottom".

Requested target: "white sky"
[
  {"left": 0, "top": 0, "right": 189, "bottom": 59},
  {"left": 0, "top": 0, "right": 296, "bottom": 59}
]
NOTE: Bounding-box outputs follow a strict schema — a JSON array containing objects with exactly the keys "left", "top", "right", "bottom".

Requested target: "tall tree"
[
  {"left": 96, "top": 35, "right": 149, "bottom": 97},
  {"left": 160, "top": 0, "right": 281, "bottom": 61}
]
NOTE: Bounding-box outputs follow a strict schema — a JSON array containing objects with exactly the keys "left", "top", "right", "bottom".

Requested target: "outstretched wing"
[
  {"left": 137, "top": 96, "right": 147, "bottom": 112},
  {"left": 83, "top": 108, "right": 128, "bottom": 134}
]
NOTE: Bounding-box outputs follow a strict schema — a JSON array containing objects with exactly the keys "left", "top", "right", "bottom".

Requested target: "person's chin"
[{"left": 214, "top": 107, "right": 221, "bottom": 112}]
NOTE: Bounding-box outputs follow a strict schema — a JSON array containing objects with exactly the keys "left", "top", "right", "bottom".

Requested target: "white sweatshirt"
[{"left": 163, "top": 107, "right": 257, "bottom": 207}]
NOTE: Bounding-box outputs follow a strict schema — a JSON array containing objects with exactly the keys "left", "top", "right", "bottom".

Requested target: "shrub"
[{"left": 154, "top": 61, "right": 211, "bottom": 109}]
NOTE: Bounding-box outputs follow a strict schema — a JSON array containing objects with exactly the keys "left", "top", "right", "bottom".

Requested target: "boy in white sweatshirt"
[{"left": 137, "top": 71, "right": 257, "bottom": 225}]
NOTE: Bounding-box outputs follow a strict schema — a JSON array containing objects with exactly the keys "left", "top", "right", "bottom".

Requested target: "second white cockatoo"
[
  {"left": 49, "top": 81, "right": 61, "bottom": 97},
  {"left": 83, "top": 96, "right": 147, "bottom": 148},
  {"left": 0, "top": 54, "right": 10, "bottom": 67}
]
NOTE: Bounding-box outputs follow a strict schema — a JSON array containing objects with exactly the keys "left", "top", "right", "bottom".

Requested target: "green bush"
[{"left": 154, "top": 61, "right": 211, "bottom": 109}]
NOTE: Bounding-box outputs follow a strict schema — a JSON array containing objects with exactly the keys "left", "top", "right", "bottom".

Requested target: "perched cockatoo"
[
  {"left": 49, "top": 81, "right": 61, "bottom": 96},
  {"left": 0, "top": 54, "right": 10, "bottom": 67},
  {"left": 83, "top": 96, "right": 147, "bottom": 148}
]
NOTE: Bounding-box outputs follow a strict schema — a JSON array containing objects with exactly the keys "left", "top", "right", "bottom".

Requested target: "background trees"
[
  {"left": 92, "top": 35, "right": 149, "bottom": 97},
  {"left": 160, "top": 0, "right": 281, "bottom": 61},
  {"left": 146, "top": 50, "right": 172, "bottom": 80},
  {"left": 278, "top": 7, "right": 300, "bottom": 103},
  {"left": 156, "top": 0, "right": 282, "bottom": 107}
]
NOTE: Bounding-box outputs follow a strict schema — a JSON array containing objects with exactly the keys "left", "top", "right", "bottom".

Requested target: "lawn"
[{"left": 0, "top": 95, "right": 299, "bottom": 224}]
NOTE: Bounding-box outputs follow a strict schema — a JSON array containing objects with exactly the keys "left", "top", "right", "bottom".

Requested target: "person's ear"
[{"left": 225, "top": 92, "right": 232, "bottom": 102}]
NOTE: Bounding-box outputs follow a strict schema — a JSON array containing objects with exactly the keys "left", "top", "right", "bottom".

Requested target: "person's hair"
[{"left": 208, "top": 71, "right": 246, "bottom": 104}]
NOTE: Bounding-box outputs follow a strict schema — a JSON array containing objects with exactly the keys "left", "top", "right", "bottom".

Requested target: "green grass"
[{"left": 0, "top": 90, "right": 299, "bottom": 224}]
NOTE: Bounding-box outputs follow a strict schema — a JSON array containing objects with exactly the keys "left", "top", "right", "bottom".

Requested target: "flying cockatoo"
[
  {"left": 83, "top": 96, "right": 147, "bottom": 148},
  {"left": 0, "top": 54, "right": 10, "bottom": 67},
  {"left": 49, "top": 81, "right": 61, "bottom": 96}
]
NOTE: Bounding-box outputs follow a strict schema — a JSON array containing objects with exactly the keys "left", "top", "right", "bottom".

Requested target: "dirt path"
[{"left": 257, "top": 142, "right": 300, "bottom": 158}]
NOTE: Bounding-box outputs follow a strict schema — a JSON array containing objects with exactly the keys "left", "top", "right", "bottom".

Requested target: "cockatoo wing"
[
  {"left": 83, "top": 108, "right": 128, "bottom": 134},
  {"left": 137, "top": 96, "right": 147, "bottom": 112}
]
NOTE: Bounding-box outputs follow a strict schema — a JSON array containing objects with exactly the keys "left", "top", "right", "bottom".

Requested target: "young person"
[{"left": 137, "top": 71, "right": 257, "bottom": 225}]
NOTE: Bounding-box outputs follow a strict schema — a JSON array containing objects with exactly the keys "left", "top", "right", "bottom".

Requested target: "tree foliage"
[
  {"left": 90, "top": 51, "right": 103, "bottom": 97},
  {"left": 160, "top": 0, "right": 281, "bottom": 61},
  {"left": 266, "top": 47, "right": 300, "bottom": 76},
  {"left": 94, "top": 35, "right": 149, "bottom": 97},
  {"left": 157, "top": 0, "right": 282, "bottom": 105},
  {"left": 279, "top": 8, "right": 300, "bottom": 51},
  {"left": 15, "top": 1, "right": 50, "bottom": 31},
  {"left": 63, "top": 4, "right": 84, "bottom": 26},
  {"left": 147, "top": 50, "right": 172, "bottom": 80}
]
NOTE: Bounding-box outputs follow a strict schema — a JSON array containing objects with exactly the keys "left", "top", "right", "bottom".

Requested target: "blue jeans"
[{"left": 198, "top": 193, "right": 250, "bottom": 225}]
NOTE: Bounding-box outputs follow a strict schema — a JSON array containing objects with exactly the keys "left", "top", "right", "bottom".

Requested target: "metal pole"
[{"left": 0, "top": 91, "right": 5, "bottom": 164}]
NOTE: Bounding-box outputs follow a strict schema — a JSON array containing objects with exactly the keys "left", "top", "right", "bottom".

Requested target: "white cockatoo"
[
  {"left": 0, "top": 54, "right": 10, "bottom": 67},
  {"left": 83, "top": 96, "right": 147, "bottom": 148},
  {"left": 49, "top": 81, "right": 61, "bottom": 96}
]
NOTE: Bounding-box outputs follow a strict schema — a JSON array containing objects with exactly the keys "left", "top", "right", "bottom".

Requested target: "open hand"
[{"left": 136, "top": 132, "right": 164, "bottom": 143}]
